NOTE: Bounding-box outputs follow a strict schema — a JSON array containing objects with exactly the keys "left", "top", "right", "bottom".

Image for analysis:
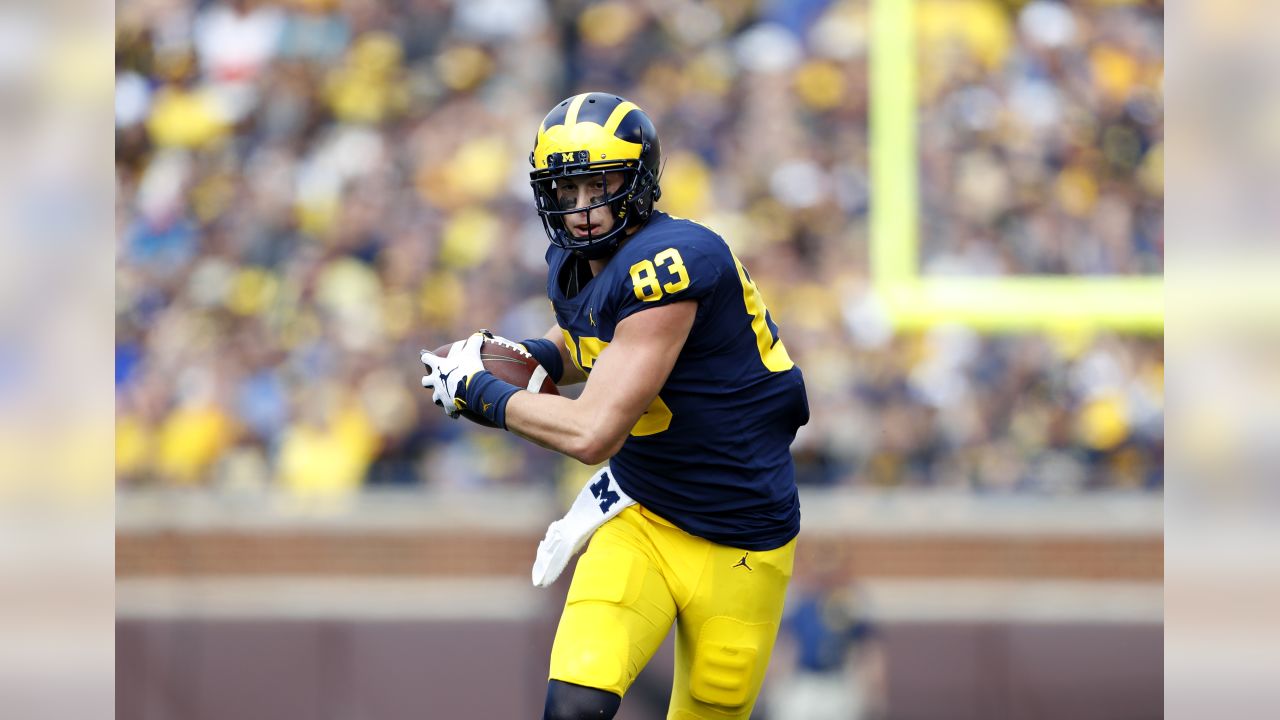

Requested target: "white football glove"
[{"left": 420, "top": 331, "right": 487, "bottom": 418}]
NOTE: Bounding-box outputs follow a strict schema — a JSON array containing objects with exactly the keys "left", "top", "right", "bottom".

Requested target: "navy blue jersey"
[{"left": 546, "top": 212, "right": 808, "bottom": 551}]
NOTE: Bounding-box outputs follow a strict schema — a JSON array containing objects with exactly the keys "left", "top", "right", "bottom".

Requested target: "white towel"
[{"left": 532, "top": 466, "right": 635, "bottom": 588}]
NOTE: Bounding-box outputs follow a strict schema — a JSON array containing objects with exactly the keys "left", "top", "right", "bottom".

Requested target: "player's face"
[{"left": 556, "top": 172, "right": 626, "bottom": 239}]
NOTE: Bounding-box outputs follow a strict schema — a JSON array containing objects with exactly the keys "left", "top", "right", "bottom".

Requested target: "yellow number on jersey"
[
  {"left": 629, "top": 260, "right": 662, "bottom": 302},
  {"left": 733, "top": 255, "right": 794, "bottom": 372},
  {"left": 630, "top": 248, "right": 690, "bottom": 302},
  {"left": 655, "top": 248, "right": 690, "bottom": 293},
  {"left": 562, "top": 329, "right": 608, "bottom": 372},
  {"left": 630, "top": 395, "right": 672, "bottom": 436},
  {"left": 561, "top": 330, "right": 674, "bottom": 436}
]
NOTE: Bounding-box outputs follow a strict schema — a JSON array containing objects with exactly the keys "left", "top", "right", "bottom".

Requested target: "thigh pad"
[{"left": 688, "top": 616, "right": 773, "bottom": 710}]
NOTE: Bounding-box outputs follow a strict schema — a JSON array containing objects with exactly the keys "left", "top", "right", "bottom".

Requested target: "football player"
[{"left": 421, "top": 92, "right": 809, "bottom": 720}]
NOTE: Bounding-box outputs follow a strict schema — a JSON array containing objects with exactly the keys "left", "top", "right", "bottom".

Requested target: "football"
[
  {"left": 432, "top": 336, "right": 559, "bottom": 426},
  {"left": 433, "top": 334, "right": 559, "bottom": 398}
]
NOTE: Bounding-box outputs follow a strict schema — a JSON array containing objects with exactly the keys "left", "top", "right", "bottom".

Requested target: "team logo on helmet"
[{"left": 549, "top": 150, "right": 590, "bottom": 167}]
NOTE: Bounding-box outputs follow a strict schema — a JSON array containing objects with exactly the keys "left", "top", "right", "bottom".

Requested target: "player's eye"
[
  {"left": 555, "top": 185, "right": 577, "bottom": 209},
  {"left": 583, "top": 176, "right": 607, "bottom": 204}
]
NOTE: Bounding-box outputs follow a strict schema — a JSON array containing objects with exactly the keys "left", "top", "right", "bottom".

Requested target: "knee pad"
[
  {"left": 688, "top": 617, "right": 771, "bottom": 710},
  {"left": 543, "top": 679, "right": 622, "bottom": 720}
]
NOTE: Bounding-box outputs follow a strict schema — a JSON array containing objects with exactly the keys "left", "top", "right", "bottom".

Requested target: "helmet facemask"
[{"left": 531, "top": 159, "right": 659, "bottom": 260}]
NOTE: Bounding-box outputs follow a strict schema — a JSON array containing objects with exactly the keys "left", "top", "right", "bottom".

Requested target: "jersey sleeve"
[{"left": 612, "top": 230, "right": 727, "bottom": 324}]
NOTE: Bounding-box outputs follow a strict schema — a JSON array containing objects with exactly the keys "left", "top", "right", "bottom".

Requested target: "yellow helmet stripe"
[
  {"left": 564, "top": 93, "right": 589, "bottom": 128},
  {"left": 602, "top": 101, "right": 639, "bottom": 136}
]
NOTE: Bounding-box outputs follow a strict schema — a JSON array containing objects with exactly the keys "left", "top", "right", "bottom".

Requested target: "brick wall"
[{"left": 116, "top": 528, "right": 1162, "bottom": 580}]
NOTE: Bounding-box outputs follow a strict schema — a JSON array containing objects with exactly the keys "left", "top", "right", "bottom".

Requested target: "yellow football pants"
[{"left": 548, "top": 505, "right": 796, "bottom": 719}]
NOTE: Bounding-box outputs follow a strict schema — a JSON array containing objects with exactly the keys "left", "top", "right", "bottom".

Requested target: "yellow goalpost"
[{"left": 869, "top": 0, "right": 1163, "bottom": 334}]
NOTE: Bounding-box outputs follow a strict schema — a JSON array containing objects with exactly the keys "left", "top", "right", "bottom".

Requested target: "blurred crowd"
[{"left": 115, "top": 0, "right": 1163, "bottom": 498}]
